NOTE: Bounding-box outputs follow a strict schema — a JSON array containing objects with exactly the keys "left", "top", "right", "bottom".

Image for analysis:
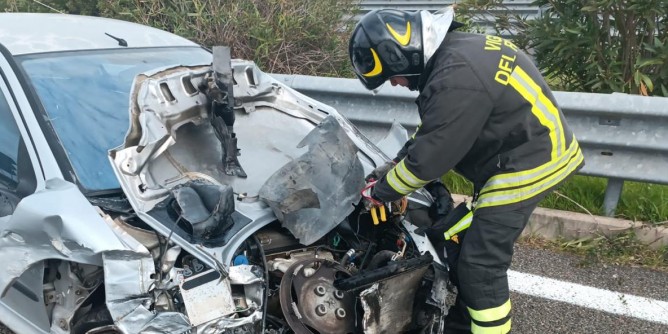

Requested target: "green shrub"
[
  {"left": 1, "top": 0, "right": 358, "bottom": 77},
  {"left": 1, "top": 0, "right": 98, "bottom": 15},
  {"left": 457, "top": 0, "right": 668, "bottom": 96},
  {"left": 97, "top": 0, "right": 358, "bottom": 76}
]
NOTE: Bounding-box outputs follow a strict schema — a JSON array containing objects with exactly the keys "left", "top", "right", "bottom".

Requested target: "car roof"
[{"left": 0, "top": 13, "right": 198, "bottom": 56}]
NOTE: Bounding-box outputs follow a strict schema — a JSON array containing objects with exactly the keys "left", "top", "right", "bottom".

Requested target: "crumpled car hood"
[
  {"left": 109, "top": 59, "right": 385, "bottom": 265},
  {"left": 259, "top": 116, "right": 364, "bottom": 244}
]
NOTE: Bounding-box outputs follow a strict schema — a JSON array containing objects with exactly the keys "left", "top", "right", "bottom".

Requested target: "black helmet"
[{"left": 349, "top": 9, "right": 424, "bottom": 90}]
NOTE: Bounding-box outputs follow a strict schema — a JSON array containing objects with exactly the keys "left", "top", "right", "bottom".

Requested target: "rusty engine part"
[{"left": 279, "top": 258, "right": 356, "bottom": 334}]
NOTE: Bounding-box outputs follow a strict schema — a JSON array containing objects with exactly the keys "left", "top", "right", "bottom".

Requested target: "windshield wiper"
[{"left": 105, "top": 32, "right": 128, "bottom": 47}]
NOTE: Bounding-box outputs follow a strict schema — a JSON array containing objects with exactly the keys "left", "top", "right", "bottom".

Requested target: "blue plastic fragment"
[{"left": 234, "top": 255, "right": 249, "bottom": 266}]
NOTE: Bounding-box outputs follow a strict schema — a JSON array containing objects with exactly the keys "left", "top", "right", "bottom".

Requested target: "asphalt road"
[
  {"left": 509, "top": 244, "right": 668, "bottom": 334},
  {"left": 1, "top": 243, "right": 667, "bottom": 333}
]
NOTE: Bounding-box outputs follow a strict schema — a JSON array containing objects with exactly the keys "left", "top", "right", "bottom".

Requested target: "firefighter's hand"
[
  {"left": 365, "top": 161, "right": 396, "bottom": 182},
  {"left": 361, "top": 180, "right": 383, "bottom": 209},
  {"left": 361, "top": 181, "right": 408, "bottom": 225}
]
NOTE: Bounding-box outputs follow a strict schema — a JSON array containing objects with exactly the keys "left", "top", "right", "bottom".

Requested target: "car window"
[
  {"left": 0, "top": 88, "right": 20, "bottom": 191},
  {"left": 18, "top": 47, "right": 212, "bottom": 192}
]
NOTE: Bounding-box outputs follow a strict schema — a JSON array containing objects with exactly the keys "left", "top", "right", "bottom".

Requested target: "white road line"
[{"left": 508, "top": 270, "right": 668, "bottom": 325}]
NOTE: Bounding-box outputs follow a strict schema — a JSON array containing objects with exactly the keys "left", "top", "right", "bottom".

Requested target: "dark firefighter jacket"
[{"left": 372, "top": 32, "right": 585, "bottom": 211}]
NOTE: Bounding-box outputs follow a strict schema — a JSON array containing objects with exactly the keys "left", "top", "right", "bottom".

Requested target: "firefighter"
[{"left": 352, "top": 7, "right": 584, "bottom": 333}]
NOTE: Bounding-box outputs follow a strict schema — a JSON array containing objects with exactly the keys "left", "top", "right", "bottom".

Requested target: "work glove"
[
  {"left": 360, "top": 180, "right": 408, "bottom": 225},
  {"left": 365, "top": 161, "right": 396, "bottom": 182},
  {"left": 423, "top": 202, "right": 472, "bottom": 287}
]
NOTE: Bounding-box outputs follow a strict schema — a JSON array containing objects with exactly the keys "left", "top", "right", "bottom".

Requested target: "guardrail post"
[{"left": 603, "top": 178, "right": 624, "bottom": 217}]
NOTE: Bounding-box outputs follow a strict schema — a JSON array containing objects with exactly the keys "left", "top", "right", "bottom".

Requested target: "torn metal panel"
[
  {"left": 0, "top": 237, "right": 98, "bottom": 299},
  {"left": 103, "top": 251, "right": 193, "bottom": 334},
  {"left": 229, "top": 265, "right": 265, "bottom": 322},
  {"left": 360, "top": 265, "right": 430, "bottom": 334},
  {"left": 137, "top": 313, "right": 191, "bottom": 334},
  {"left": 209, "top": 46, "right": 246, "bottom": 178},
  {"left": 0, "top": 262, "right": 49, "bottom": 333},
  {"left": 228, "top": 264, "right": 264, "bottom": 285},
  {"left": 259, "top": 116, "right": 365, "bottom": 245},
  {"left": 122, "top": 65, "right": 211, "bottom": 154},
  {"left": 99, "top": 209, "right": 152, "bottom": 255},
  {"left": 103, "top": 252, "right": 154, "bottom": 302},
  {"left": 160, "top": 245, "right": 182, "bottom": 274},
  {"left": 171, "top": 182, "right": 235, "bottom": 240},
  {"left": 114, "top": 64, "right": 212, "bottom": 202},
  {"left": 402, "top": 219, "right": 443, "bottom": 266},
  {"left": 102, "top": 252, "right": 155, "bottom": 333},
  {"left": 2, "top": 179, "right": 126, "bottom": 253},
  {"left": 196, "top": 310, "right": 263, "bottom": 334},
  {"left": 0, "top": 179, "right": 127, "bottom": 298},
  {"left": 375, "top": 121, "right": 410, "bottom": 159}
]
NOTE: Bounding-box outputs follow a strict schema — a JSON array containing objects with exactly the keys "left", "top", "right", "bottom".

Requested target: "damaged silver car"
[{"left": 0, "top": 13, "right": 453, "bottom": 334}]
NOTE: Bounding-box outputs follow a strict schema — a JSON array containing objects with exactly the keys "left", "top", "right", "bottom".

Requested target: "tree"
[{"left": 457, "top": 0, "right": 668, "bottom": 96}]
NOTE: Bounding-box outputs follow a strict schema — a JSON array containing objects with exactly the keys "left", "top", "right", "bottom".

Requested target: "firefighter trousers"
[{"left": 443, "top": 201, "right": 538, "bottom": 334}]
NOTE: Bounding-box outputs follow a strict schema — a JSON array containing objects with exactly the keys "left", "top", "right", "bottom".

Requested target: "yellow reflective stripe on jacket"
[
  {"left": 508, "top": 66, "right": 565, "bottom": 160},
  {"left": 481, "top": 136, "right": 579, "bottom": 194},
  {"left": 396, "top": 160, "right": 426, "bottom": 188},
  {"left": 471, "top": 318, "right": 511, "bottom": 334},
  {"left": 476, "top": 144, "right": 583, "bottom": 208},
  {"left": 444, "top": 210, "right": 473, "bottom": 240},
  {"left": 468, "top": 299, "right": 511, "bottom": 322},
  {"left": 386, "top": 168, "right": 414, "bottom": 194},
  {"left": 514, "top": 66, "right": 566, "bottom": 156},
  {"left": 411, "top": 123, "right": 422, "bottom": 139},
  {"left": 386, "top": 159, "right": 428, "bottom": 195}
]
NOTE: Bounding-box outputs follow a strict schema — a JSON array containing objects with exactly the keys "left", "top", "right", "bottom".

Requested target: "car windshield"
[{"left": 18, "top": 47, "right": 212, "bottom": 193}]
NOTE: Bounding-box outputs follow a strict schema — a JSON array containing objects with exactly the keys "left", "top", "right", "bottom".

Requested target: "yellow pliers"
[{"left": 370, "top": 205, "right": 387, "bottom": 225}]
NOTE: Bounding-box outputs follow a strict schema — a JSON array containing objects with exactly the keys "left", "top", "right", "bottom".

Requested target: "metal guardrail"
[
  {"left": 358, "top": 0, "right": 539, "bottom": 15},
  {"left": 271, "top": 74, "right": 668, "bottom": 217}
]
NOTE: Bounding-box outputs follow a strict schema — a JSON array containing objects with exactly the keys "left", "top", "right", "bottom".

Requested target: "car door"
[
  {"left": 0, "top": 79, "right": 37, "bottom": 217},
  {"left": 0, "top": 47, "right": 52, "bottom": 334}
]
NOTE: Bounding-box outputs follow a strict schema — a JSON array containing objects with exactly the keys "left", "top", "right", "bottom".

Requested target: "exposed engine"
[{"left": 254, "top": 201, "right": 444, "bottom": 334}]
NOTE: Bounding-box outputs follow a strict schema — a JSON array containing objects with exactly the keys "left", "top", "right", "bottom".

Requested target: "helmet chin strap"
[
  {"left": 421, "top": 6, "right": 455, "bottom": 66},
  {"left": 406, "top": 76, "right": 421, "bottom": 91}
]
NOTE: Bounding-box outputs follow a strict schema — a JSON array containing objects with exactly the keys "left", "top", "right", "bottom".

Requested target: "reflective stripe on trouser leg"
[
  {"left": 456, "top": 203, "right": 538, "bottom": 334},
  {"left": 469, "top": 300, "right": 512, "bottom": 333},
  {"left": 471, "top": 318, "right": 511, "bottom": 334}
]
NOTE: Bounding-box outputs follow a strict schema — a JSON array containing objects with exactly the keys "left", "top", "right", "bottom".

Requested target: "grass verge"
[{"left": 520, "top": 233, "right": 668, "bottom": 272}]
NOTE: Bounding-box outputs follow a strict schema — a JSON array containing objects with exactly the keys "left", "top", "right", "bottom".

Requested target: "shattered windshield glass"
[{"left": 18, "top": 47, "right": 212, "bottom": 192}]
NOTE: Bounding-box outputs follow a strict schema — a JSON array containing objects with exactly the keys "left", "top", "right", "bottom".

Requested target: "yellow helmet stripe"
[
  {"left": 386, "top": 22, "right": 411, "bottom": 46},
  {"left": 362, "top": 48, "right": 383, "bottom": 77}
]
